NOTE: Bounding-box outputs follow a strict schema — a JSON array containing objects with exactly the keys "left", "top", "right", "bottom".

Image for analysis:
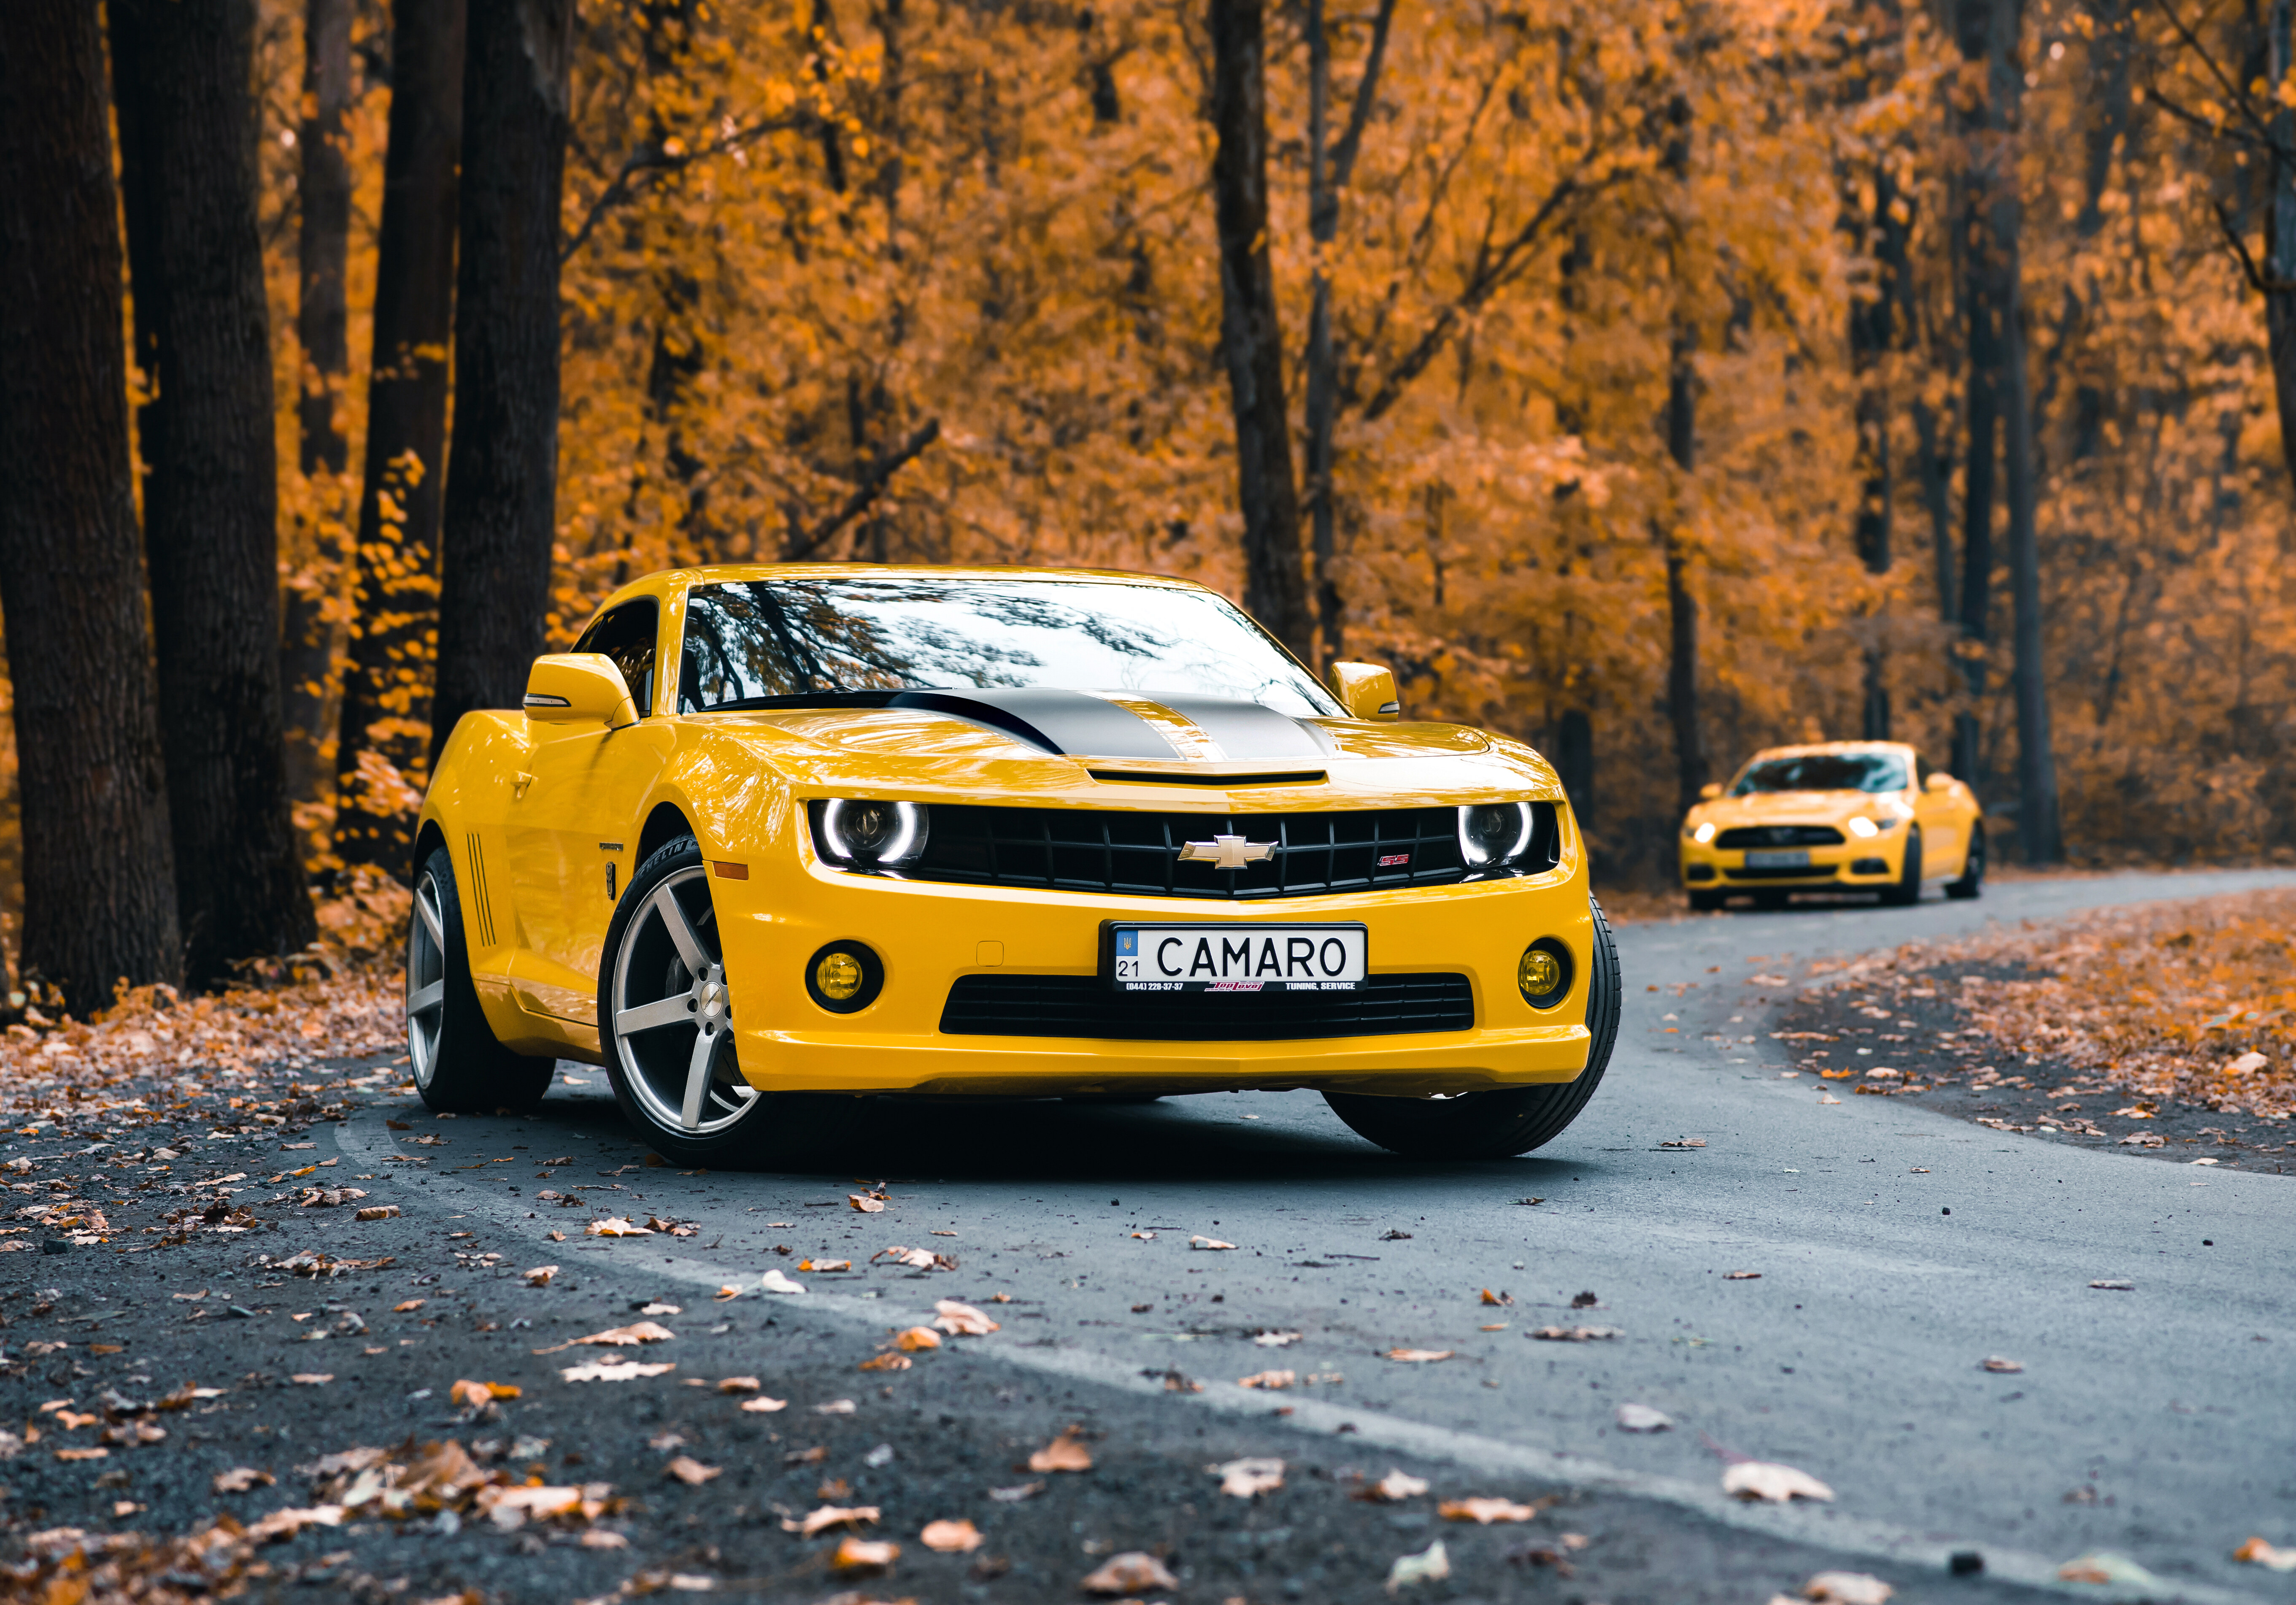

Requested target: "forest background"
[{"left": 2, "top": 0, "right": 2294, "bottom": 1008}]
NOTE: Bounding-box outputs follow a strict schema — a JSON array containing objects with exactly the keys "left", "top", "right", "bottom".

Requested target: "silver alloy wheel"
[
  {"left": 407, "top": 870, "right": 448, "bottom": 1089},
  {"left": 610, "top": 865, "right": 758, "bottom": 1135}
]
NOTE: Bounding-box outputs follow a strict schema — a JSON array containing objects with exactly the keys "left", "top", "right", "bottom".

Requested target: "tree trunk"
[
  {"left": 1301, "top": 0, "right": 1393, "bottom": 670},
  {"left": 1659, "top": 94, "right": 1707, "bottom": 818},
  {"left": 280, "top": 0, "right": 356, "bottom": 816},
  {"left": 2266, "top": 0, "right": 2296, "bottom": 496},
  {"left": 0, "top": 0, "right": 184, "bottom": 1010},
  {"left": 1952, "top": 0, "right": 2001, "bottom": 792},
  {"left": 111, "top": 0, "right": 316, "bottom": 983},
  {"left": 429, "top": 0, "right": 574, "bottom": 766},
  {"left": 1979, "top": 0, "right": 2060, "bottom": 862},
  {"left": 1208, "top": 0, "right": 1311, "bottom": 662},
  {"left": 334, "top": 0, "right": 464, "bottom": 874}
]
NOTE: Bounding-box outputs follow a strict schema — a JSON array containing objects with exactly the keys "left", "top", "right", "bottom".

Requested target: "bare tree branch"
[
  {"left": 2213, "top": 199, "right": 2296, "bottom": 292},
  {"left": 1325, "top": 0, "right": 1395, "bottom": 196},
  {"left": 561, "top": 113, "right": 808, "bottom": 268},
  {"left": 780, "top": 419, "right": 943, "bottom": 560}
]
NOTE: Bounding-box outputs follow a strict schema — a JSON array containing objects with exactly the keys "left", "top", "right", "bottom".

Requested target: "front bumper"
[
  {"left": 709, "top": 859, "right": 1599, "bottom": 1096},
  {"left": 1679, "top": 832, "right": 1908, "bottom": 890}
]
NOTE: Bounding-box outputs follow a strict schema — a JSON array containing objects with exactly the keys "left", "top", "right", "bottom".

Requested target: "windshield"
[
  {"left": 675, "top": 576, "right": 1341, "bottom": 718},
  {"left": 1731, "top": 752, "right": 1908, "bottom": 795}
]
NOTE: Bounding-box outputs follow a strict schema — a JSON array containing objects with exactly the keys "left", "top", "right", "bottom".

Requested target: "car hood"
[
  {"left": 692, "top": 687, "right": 1558, "bottom": 808},
  {"left": 1687, "top": 789, "right": 1912, "bottom": 831}
]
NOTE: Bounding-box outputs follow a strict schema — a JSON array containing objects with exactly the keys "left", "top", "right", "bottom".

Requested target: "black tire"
[
  {"left": 1323, "top": 895, "right": 1623, "bottom": 1160},
  {"left": 407, "top": 846, "right": 554, "bottom": 1114},
  {"left": 598, "top": 835, "right": 859, "bottom": 1168},
  {"left": 1945, "top": 822, "right": 1985, "bottom": 900},
  {"left": 1687, "top": 889, "right": 1725, "bottom": 913},
  {"left": 1881, "top": 826, "right": 1923, "bottom": 907}
]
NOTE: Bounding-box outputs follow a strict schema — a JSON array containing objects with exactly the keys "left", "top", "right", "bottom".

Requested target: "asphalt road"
[{"left": 324, "top": 866, "right": 2296, "bottom": 1602}]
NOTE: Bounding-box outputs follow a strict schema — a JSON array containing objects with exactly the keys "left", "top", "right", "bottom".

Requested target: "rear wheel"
[
  {"left": 1881, "top": 827, "right": 1923, "bottom": 907},
  {"left": 1323, "top": 896, "right": 1622, "bottom": 1160},
  {"left": 1945, "top": 824, "right": 1985, "bottom": 900},
  {"left": 600, "top": 836, "right": 858, "bottom": 1168},
  {"left": 407, "top": 846, "right": 554, "bottom": 1114}
]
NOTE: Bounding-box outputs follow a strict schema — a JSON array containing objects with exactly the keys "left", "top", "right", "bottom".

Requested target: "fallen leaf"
[
  {"left": 1530, "top": 1326, "right": 1621, "bottom": 1342},
  {"left": 1386, "top": 1348, "right": 1453, "bottom": 1363},
  {"left": 1817, "top": 1093, "right": 1842, "bottom": 1104},
  {"left": 920, "top": 1518, "right": 983, "bottom": 1553},
  {"left": 524, "top": 1266, "right": 559, "bottom": 1286},
  {"left": 1659, "top": 1138, "right": 1707, "bottom": 1148},
  {"left": 1355, "top": 1470, "right": 1430, "bottom": 1502},
  {"left": 932, "top": 1299, "right": 999, "bottom": 1335},
  {"left": 1253, "top": 1330, "right": 1302, "bottom": 1348},
  {"left": 1440, "top": 1497, "right": 1540, "bottom": 1524},
  {"left": 1237, "top": 1370, "right": 1294, "bottom": 1389},
  {"left": 561, "top": 1361, "right": 676, "bottom": 1383},
  {"left": 476, "top": 1483, "right": 586, "bottom": 1529},
  {"left": 1800, "top": 1572, "right": 1894, "bottom": 1604},
  {"left": 395, "top": 1299, "right": 426, "bottom": 1313},
  {"left": 1211, "top": 1456, "right": 1284, "bottom": 1498},
  {"left": 54, "top": 1447, "right": 109, "bottom": 1462},
  {"left": 354, "top": 1205, "right": 400, "bottom": 1221},
  {"left": 1190, "top": 1234, "right": 1237, "bottom": 1250},
  {"left": 1385, "top": 1537, "right": 1451, "bottom": 1594},
  {"left": 2118, "top": 1132, "right": 2165, "bottom": 1148},
  {"left": 245, "top": 1504, "right": 347, "bottom": 1543},
  {"left": 1980, "top": 1356, "right": 2024, "bottom": 1373},
  {"left": 2088, "top": 1280, "right": 2134, "bottom": 1291},
  {"left": 2234, "top": 1537, "right": 2296, "bottom": 1571},
  {"left": 829, "top": 1537, "right": 899, "bottom": 1575},
  {"left": 575, "top": 1321, "right": 675, "bottom": 1347},
  {"left": 813, "top": 1399, "right": 857, "bottom": 1416},
  {"left": 585, "top": 1217, "right": 654, "bottom": 1237},
  {"left": 739, "top": 1396, "right": 789, "bottom": 1413},
  {"left": 2055, "top": 1553, "right": 2164, "bottom": 1586},
  {"left": 1722, "top": 1462, "right": 1835, "bottom": 1503},
  {"left": 212, "top": 1466, "right": 275, "bottom": 1493},
  {"left": 581, "top": 1529, "right": 629, "bottom": 1549},
  {"left": 990, "top": 1481, "right": 1043, "bottom": 1502},
  {"left": 1080, "top": 1551, "right": 1180, "bottom": 1595},
  {"left": 290, "top": 1373, "right": 334, "bottom": 1386},
  {"left": 849, "top": 1194, "right": 886, "bottom": 1213},
  {"left": 450, "top": 1380, "right": 521, "bottom": 1408},
  {"left": 716, "top": 1376, "right": 760, "bottom": 1394},
  {"left": 1479, "top": 1289, "right": 1513, "bottom": 1306},
  {"left": 1724, "top": 1270, "right": 1761, "bottom": 1280},
  {"left": 797, "top": 1258, "right": 852, "bottom": 1273},
  {"left": 666, "top": 1456, "right": 721, "bottom": 1485},
  {"left": 893, "top": 1326, "right": 942, "bottom": 1352},
  {"left": 1028, "top": 1431, "right": 1092, "bottom": 1473},
  {"left": 759, "top": 1269, "right": 806, "bottom": 1294},
  {"left": 858, "top": 1353, "right": 912, "bottom": 1372}
]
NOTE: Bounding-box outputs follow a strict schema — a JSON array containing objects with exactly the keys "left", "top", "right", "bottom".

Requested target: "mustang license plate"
[
  {"left": 1743, "top": 849, "right": 1811, "bottom": 869},
  {"left": 1109, "top": 923, "right": 1368, "bottom": 992}
]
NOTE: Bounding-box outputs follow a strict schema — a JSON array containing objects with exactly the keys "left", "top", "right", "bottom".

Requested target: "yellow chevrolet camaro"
[
  {"left": 1676, "top": 741, "right": 1984, "bottom": 912},
  {"left": 405, "top": 565, "right": 1619, "bottom": 1164}
]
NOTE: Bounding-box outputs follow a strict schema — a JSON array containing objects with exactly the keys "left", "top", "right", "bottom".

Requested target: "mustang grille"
[
  {"left": 1715, "top": 824, "right": 1845, "bottom": 848},
  {"left": 1724, "top": 865, "right": 1840, "bottom": 881},
  {"left": 902, "top": 804, "right": 1553, "bottom": 899},
  {"left": 939, "top": 973, "right": 1475, "bottom": 1040}
]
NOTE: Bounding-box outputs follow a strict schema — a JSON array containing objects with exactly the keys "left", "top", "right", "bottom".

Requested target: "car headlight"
[
  {"left": 1691, "top": 821, "right": 1717, "bottom": 845},
  {"left": 816, "top": 800, "right": 930, "bottom": 869},
  {"left": 1458, "top": 802, "right": 1536, "bottom": 868},
  {"left": 1847, "top": 816, "right": 1879, "bottom": 839}
]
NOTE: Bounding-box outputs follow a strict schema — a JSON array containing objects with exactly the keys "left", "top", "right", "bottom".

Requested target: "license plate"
[
  {"left": 1744, "top": 849, "right": 1811, "bottom": 869},
  {"left": 1108, "top": 923, "right": 1368, "bottom": 992}
]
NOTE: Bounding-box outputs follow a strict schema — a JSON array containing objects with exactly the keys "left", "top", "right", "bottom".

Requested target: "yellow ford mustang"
[
  {"left": 406, "top": 565, "right": 1619, "bottom": 1164},
  {"left": 1676, "top": 740, "right": 1984, "bottom": 912}
]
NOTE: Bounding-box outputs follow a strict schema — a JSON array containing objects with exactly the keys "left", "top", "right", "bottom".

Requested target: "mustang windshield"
[
  {"left": 1731, "top": 752, "right": 1908, "bottom": 795},
  {"left": 676, "top": 577, "right": 1342, "bottom": 718}
]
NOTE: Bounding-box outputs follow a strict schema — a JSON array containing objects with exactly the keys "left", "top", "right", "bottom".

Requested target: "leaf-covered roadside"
[{"left": 1800, "top": 888, "right": 2296, "bottom": 1127}]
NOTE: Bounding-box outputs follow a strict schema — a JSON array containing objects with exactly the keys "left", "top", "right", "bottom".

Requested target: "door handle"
[{"left": 512, "top": 771, "right": 536, "bottom": 799}]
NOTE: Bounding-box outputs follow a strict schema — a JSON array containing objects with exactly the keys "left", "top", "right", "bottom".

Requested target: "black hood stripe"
[{"left": 883, "top": 686, "right": 1326, "bottom": 762}]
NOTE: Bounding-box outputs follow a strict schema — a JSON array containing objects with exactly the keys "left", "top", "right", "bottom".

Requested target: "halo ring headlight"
[
  {"left": 818, "top": 799, "right": 930, "bottom": 868},
  {"left": 1459, "top": 802, "right": 1537, "bottom": 868}
]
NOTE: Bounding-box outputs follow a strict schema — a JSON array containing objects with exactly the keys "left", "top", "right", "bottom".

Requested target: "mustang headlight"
[
  {"left": 1690, "top": 821, "right": 1717, "bottom": 845},
  {"left": 1458, "top": 802, "right": 1536, "bottom": 868},
  {"left": 816, "top": 799, "right": 930, "bottom": 869}
]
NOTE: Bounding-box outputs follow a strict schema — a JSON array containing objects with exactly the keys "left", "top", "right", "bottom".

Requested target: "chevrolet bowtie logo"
[{"left": 1178, "top": 835, "right": 1276, "bottom": 871}]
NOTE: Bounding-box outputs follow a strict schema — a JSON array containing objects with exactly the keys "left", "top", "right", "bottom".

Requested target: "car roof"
[
  {"left": 1739, "top": 740, "right": 1917, "bottom": 765},
  {"left": 582, "top": 563, "right": 1216, "bottom": 625}
]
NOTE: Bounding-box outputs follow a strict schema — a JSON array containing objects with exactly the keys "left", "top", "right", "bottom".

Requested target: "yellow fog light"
[
  {"left": 1518, "top": 942, "right": 1571, "bottom": 1008},
  {"left": 815, "top": 952, "right": 864, "bottom": 1001},
  {"left": 805, "top": 942, "right": 883, "bottom": 1014}
]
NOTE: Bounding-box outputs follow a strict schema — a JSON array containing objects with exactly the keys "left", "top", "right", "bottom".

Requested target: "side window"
[{"left": 573, "top": 600, "right": 660, "bottom": 716}]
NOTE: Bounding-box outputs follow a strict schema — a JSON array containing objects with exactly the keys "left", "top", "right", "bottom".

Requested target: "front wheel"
[
  {"left": 1945, "top": 824, "right": 1985, "bottom": 900},
  {"left": 599, "top": 836, "right": 858, "bottom": 1168},
  {"left": 407, "top": 846, "right": 554, "bottom": 1114},
  {"left": 1323, "top": 896, "right": 1622, "bottom": 1160},
  {"left": 1880, "top": 826, "right": 1923, "bottom": 907}
]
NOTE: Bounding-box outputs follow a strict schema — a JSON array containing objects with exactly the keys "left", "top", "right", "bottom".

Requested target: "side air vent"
[{"left": 465, "top": 832, "right": 500, "bottom": 948}]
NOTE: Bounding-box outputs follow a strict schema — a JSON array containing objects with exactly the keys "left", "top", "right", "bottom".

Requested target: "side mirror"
[
  {"left": 1699, "top": 782, "right": 1723, "bottom": 800},
  {"left": 1925, "top": 772, "right": 1953, "bottom": 792},
  {"left": 1328, "top": 662, "right": 1401, "bottom": 721},
  {"left": 524, "top": 653, "right": 638, "bottom": 729}
]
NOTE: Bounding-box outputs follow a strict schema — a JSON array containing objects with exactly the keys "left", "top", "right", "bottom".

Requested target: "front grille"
[
  {"left": 1716, "top": 824, "right": 1845, "bottom": 848},
  {"left": 1724, "top": 864, "right": 1840, "bottom": 881},
  {"left": 899, "top": 804, "right": 1554, "bottom": 900},
  {"left": 939, "top": 973, "right": 1475, "bottom": 1040}
]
